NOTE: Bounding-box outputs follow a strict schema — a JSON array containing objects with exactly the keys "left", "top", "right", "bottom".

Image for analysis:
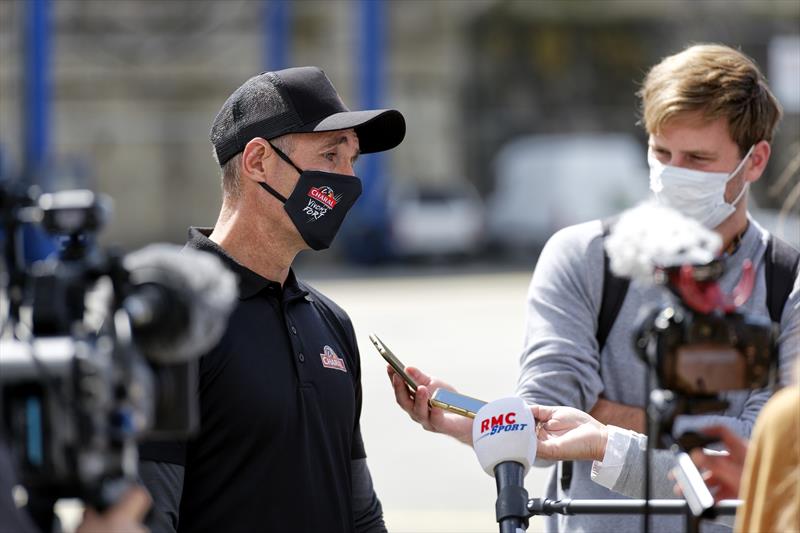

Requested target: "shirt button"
[
  {"left": 298, "top": 352, "right": 305, "bottom": 363},
  {"left": 291, "top": 326, "right": 297, "bottom": 335}
]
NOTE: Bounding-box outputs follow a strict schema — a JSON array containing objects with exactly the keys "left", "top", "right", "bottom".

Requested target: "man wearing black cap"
[{"left": 138, "top": 67, "right": 405, "bottom": 533}]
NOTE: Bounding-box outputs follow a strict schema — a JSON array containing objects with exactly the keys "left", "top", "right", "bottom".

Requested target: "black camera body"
[
  {"left": 638, "top": 305, "right": 776, "bottom": 398},
  {"left": 635, "top": 259, "right": 778, "bottom": 420},
  {"left": 0, "top": 336, "right": 197, "bottom": 505},
  {"left": 0, "top": 188, "right": 201, "bottom": 513}
]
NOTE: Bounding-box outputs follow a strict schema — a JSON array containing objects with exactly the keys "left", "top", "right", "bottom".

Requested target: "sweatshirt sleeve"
[{"left": 516, "top": 222, "right": 606, "bottom": 411}]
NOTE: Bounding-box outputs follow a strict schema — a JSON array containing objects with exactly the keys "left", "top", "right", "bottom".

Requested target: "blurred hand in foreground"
[
  {"left": 687, "top": 425, "right": 748, "bottom": 502},
  {"left": 76, "top": 485, "right": 151, "bottom": 533}
]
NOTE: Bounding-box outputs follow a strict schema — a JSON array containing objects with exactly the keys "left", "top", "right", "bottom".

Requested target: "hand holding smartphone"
[
  {"left": 370, "top": 333, "right": 418, "bottom": 392},
  {"left": 370, "top": 333, "right": 486, "bottom": 418},
  {"left": 429, "top": 388, "right": 487, "bottom": 419}
]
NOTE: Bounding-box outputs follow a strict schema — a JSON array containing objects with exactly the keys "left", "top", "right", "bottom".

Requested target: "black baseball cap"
[{"left": 210, "top": 66, "right": 406, "bottom": 166}]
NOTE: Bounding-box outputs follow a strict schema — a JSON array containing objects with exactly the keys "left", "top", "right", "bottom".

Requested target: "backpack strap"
[
  {"left": 764, "top": 235, "right": 800, "bottom": 324},
  {"left": 597, "top": 217, "right": 631, "bottom": 353}
]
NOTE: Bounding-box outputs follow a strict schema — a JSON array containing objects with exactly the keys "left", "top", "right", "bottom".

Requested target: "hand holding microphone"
[
  {"left": 531, "top": 405, "right": 609, "bottom": 462},
  {"left": 473, "top": 397, "right": 537, "bottom": 533}
]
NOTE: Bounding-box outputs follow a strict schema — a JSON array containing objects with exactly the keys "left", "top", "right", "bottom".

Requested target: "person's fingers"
[
  {"left": 428, "top": 401, "right": 446, "bottom": 429},
  {"left": 77, "top": 487, "right": 151, "bottom": 533},
  {"left": 542, "top": 417, "right": 572, "bottom": 434},
  {"left": 690, "top": 448, "right": 707, "bottom": 469},
  {"left": 412, "top": 385, "right": 432, "bottom": 428},
  {"left": 696, "top": 425, "right": 748, "bottom": 458},
  {"left": 387, "top": 364, "right": 407, "bottom": 389},
  {"left": 715, "top": 487, "right": 738, "bottom": 501},
  {"left": 536, "top": 441, "right": 557, "bottom": 460},
  {"left": 691, "top": 454, "right": 741, "bottom": 497},
  {"left": 107, "top": 486, "right": 152, "bottom": 523},
  {"left": 405, "top": 366, "right": 433, "bottom": 387},
  {"left": 701, "top": 472, "right": 736, "bottom": 501},
  {"left": 530, "top": 405, "right": 555, "bottom": 422},
  {"left": 390, "top": 370, "right": 415, "bottom": 413}
]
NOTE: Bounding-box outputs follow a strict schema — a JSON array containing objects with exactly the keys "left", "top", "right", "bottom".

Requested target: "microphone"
[
  {"left": 473, "top": 397, "right": 537, "bottom": 533},
  {"left": 604, "top": 201, "right": 721, "bottom": 285},
  {"left": 122, "top": 244, "right": 238, "bottom": 364}
]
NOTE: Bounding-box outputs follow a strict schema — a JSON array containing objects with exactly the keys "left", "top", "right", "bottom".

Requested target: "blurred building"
[{"left": 0, "top": 0, "right": 798, "bottom": 252}]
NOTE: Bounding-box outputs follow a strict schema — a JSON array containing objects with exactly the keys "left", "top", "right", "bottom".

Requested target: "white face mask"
[{"left": 648, "top": 145, "right": 755, "bottom": 229}]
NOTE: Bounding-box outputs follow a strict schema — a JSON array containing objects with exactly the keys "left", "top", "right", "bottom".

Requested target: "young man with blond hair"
[{"left": 389, "top": 44, "right": 799, "bottom": 532}]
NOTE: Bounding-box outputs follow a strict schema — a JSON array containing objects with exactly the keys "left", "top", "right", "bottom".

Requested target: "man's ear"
[
  {"left": 241, "top": 138, "right": 273, "bottom": 181},
  {"left": 745, "top": 140, "right": 771, "bottom": 184}
]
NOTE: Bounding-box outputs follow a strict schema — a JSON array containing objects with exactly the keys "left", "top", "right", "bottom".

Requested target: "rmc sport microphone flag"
[{"left": 472, "top": 397, "right": 536, "bottom": 477}]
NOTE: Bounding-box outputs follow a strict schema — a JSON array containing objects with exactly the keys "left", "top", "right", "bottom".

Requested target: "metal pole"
[
  {"left": 345, "top": 0, "right": 390, "bottom": 262},
  {"left": 22, "top": 0, "right": 56, "bottom": 262},
  {"left": 24, "top": 0, "right": 49, "bottom": 181},
  {"left": 359, "top": 0, "right": 384, "bottom": 186},
  {"left": 529, "top": 498, "right": 741, "bottom": 517},
  {"left": 264, "top": 0, "right": 290, "bottom": 71},
  {"left": 494, "top": 463, "right": 529, "bottom": 533}
]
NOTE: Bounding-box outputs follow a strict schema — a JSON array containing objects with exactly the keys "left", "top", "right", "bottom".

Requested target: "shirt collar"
[
  {"left": 186, "top": 227, "right": 308, "bottom": 301},
  {"left": 720, "top": 217, "right": 757, "bottom": 260}
]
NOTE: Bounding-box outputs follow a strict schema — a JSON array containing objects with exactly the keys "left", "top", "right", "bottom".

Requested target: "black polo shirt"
[{"left": 139, "top": 228, "right": 366, "bottom": 533}]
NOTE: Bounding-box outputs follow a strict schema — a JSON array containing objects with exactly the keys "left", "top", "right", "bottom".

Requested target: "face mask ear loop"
[
  {"left": 268, "top": 141, "right": 304, "bottom": 175},
  {"left": 729, "top": 180, "right": 750, "bottom": 208},
  {"left": 258, "top": 182, "right": 288, "bottom": 203},
  {"left": 727, "top": 145, "right": 756, "bottom": 207},
  {"left": 259, "top": 141, "right": 302, "bottom": 204},
  {"left": 728, "top": 145, "right": 756, "bottom": 182}
]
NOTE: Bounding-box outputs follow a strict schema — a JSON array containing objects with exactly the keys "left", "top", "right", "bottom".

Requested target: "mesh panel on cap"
[{"left": 210, "top": 72, "right": 299, "bottom": 164}]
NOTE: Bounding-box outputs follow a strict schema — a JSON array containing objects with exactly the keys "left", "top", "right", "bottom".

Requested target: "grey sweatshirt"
[{"left": 516, "top": 217, "right": 800, "bottom": 533}]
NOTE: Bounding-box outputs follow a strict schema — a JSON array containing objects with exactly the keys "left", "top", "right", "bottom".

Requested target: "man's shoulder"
[
  {"left": 545, "top": 219, "right": 605, "bottom": 248},
  {"left": 538, "top": 219, "right": 606, "bottom": 269},
  {"left": 297, "top": 280, "right": 353, "bottom": 327}
]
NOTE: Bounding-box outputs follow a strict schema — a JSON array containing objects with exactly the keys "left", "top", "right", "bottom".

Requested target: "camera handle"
[{"left": 648, "top": 388, "right": 729, "bottom": 533}]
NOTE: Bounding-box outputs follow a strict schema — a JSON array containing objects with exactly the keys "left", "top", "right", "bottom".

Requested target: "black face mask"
[{"left": 259, "top": 143, "right": 362, "bottom": 251}]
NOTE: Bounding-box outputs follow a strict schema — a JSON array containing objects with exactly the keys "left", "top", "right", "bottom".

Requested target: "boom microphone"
[
  {"left": 473, "top": 397, "right": 537, "bottom": 533},
  {"left": 122, "top": 244, "right": 238, "bottom": 364},
  {"left": 604, "top": 201, "right": 722, "bottom": 285}
]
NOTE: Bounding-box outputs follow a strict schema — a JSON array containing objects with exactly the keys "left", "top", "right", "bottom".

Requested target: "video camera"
[
  {"left": 597, "top": 202, "right": 779, "bottom": 530},
  {"left": 602, "top": 202, "right": 779, "bottom": 411},
  {"left": 635, "top": 258, "right": 776, "bottom": 399},
  {"left": 0, "top": 181, "right": 237, "bottom": 521}
]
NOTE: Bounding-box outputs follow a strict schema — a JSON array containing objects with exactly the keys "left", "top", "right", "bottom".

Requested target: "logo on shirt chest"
[{"left": 320, "top": 345, "right": 347, "bottom": 372}]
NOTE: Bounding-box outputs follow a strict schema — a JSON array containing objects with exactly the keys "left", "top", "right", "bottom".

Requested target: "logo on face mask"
[
  {"left": 303, "top": 186, "right": 342, "bottom": 221},
  {"left": 308, "top": 186, "right": 339, "bottom": 209}
]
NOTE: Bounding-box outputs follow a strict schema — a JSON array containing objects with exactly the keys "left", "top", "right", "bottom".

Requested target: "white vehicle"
[
  {"left": 486, "top": 133, "right": 650, "bottom": 252},
  {"left": 389, "top": 181, "right": 485, "bottom": 259}
]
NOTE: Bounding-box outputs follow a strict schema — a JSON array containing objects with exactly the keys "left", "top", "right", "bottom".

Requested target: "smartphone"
[
  {"left": 369, "top": 333, "right": 418, "bottom": 392},
  {"left": 429, "top": 388, "right": 487, "bottom": 419}
]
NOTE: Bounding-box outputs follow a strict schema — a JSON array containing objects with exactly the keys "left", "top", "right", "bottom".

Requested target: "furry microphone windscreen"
[
  {"left": 123, "top": 244, "right": 238, "bottom": 364},
  {"left": 604, "top": 201, "right": 722, "bottom": 285}
]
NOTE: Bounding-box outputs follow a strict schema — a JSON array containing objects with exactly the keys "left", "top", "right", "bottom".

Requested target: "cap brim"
[{"left": 303, "top": 109, "right": 406, "bottom": 154}]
